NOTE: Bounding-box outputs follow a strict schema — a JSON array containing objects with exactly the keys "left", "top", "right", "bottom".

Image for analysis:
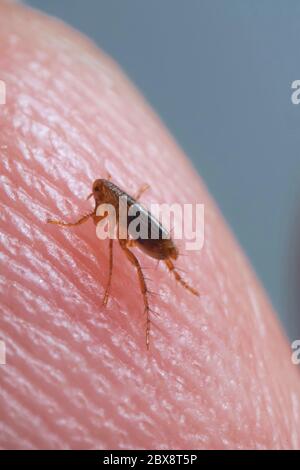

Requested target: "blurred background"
[{"left": 26, "top": 0, "right": 300, "bottom": 340}]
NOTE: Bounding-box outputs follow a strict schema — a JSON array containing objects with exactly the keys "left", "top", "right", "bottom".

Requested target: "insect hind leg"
[{"left": 165, "top": 258, "right": 199, "bottom": 296}]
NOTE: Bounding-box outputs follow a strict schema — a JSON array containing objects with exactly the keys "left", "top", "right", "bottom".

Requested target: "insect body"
[{"left": 48, "top": 178, "right": 198, "bottom": 348}]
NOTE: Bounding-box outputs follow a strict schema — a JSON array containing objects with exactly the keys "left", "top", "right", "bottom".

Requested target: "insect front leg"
[
  {"left": 103, "top": 238, "right": 113, "bottom": 306},
  {"left": 118, "top": 238, "right": 151, "bottom": 349},
  {"left": 47, "top": 211, "right": 94, "bottom": 227},
  {"left": 91, "top": 211, "right": 114, "bottom": 305}
]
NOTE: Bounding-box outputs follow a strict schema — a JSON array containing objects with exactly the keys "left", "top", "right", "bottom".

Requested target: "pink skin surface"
[{"left": 0, "top": 1, "right": 300, "bottom": 450}]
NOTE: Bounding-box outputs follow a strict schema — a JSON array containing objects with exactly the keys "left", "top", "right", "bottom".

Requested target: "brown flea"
[{"left": 48, "top": 179, "right": 198, "bottom": 348}]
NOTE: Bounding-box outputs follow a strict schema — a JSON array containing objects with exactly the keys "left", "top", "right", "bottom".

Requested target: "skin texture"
[{"left": 0, "top": 1, "right": 300, "bottom": 450}]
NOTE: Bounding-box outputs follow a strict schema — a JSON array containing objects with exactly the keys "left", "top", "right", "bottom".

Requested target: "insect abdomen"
[{"left": 127, "top": 202, "right": 178, "bottom": 260}]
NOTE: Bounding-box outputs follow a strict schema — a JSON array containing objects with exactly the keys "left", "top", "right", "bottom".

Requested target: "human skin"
[{"left": 0, "top": 1, "right": 299, "bottom": 450}]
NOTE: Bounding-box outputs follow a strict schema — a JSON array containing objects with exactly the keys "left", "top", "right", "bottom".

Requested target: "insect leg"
[
  {"left": 103, "top": 238, "right": 113, "bottom": 306},
  {"left": 126, "top": 239, "right": 136, "bottom": 248},
  {"left": 47, "top": 211, "right": 94, "bottom": 227},
  {"left": 164, "top": 258, "right": 199, "bottom": 296},
  {"left": 134, "top": 183, "right": 150, "bottom": 201},
  {"left": 119, "top": 238, "right": 151, "bottom": 349}
]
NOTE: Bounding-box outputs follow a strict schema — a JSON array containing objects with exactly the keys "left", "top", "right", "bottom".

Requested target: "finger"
[{"left": 0, "top": 0, "right": 299, "bottom": 450}]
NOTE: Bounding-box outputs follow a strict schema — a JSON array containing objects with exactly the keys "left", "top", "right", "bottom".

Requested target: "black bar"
[{"left": 0, "top": 449, "right": 299, "bottom": 467}]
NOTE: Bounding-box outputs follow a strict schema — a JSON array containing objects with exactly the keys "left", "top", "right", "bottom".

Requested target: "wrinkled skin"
[{"left": 0, "top": 1, "right": 299, "bottom": 450}]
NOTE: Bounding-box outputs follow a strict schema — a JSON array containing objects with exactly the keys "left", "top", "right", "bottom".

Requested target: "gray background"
[{"left": 26, "top": 0, "right": 300, "bottom": 339}]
